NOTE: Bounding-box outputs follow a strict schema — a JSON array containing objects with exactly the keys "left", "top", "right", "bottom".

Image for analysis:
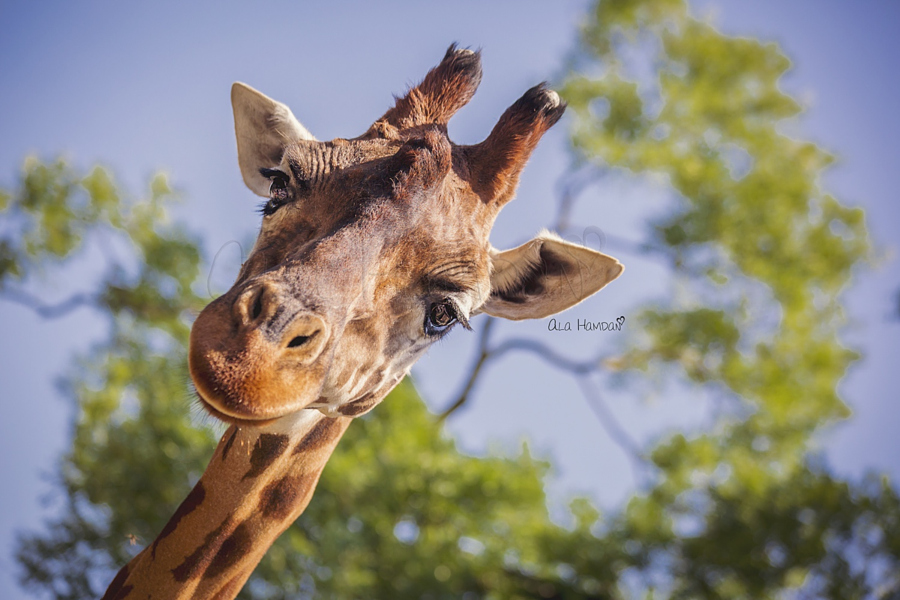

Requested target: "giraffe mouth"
[
  {"left": 193, "top": 386, "right": 281, "bottom": 427},
  {"left": 188, "top": 289, "right": 333, "bottom": 426},
  {"left": 189, "top": 352, "right": 323, "bottom": 426}
]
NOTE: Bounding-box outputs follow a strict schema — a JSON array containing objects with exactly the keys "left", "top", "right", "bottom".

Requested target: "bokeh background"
[{"left": 1, "top": 1, "right": 898, "bottom": 598}]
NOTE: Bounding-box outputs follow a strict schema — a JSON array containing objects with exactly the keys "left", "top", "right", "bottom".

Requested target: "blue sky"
[{"left": 1, "top": 1, "right": 898, "bottom": 597}]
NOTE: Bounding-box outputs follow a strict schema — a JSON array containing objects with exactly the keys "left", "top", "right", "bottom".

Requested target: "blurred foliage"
[
  {"left": 558, "top": 0, "right": 897, "bottom": 596},
  {"left": 6, "top": 0, "right": 900, "bottom": 598},
  {"left": 3, "top": 158, "right": 213, "bottom": 599}
]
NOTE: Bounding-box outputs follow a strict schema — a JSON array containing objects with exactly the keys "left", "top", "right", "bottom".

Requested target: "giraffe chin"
[
  {"left": 188, "top": 343, "right": 324, "bottom": 426},
  {"left": 194, "top": 391, "right": 282, "bottom": 427},
  {"left": 188, "top": 299, "right": 331, "bottom": 426},
  {"left": 191, "top": 376, "right": 321, "bottom": 427}
]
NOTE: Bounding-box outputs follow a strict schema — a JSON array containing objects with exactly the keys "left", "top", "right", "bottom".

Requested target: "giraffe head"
[{"left": 189, "top": 46, "right": 623, "bottom": 426}]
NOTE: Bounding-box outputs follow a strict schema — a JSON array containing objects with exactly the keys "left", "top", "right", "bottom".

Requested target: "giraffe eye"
[
  {"left": 259, "top": 168, "right": 291, "bottom": 216},
  {"left": 425, "top": 300, "right": 459, "bottom": 336},
  {"left": 270, "top": 175, "right": 288, "bottom": 195}
]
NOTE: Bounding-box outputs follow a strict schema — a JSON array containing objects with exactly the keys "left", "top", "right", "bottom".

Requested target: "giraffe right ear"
[
  {"left": 232, "top": 82, "right": 317, "bottom": 197},
  {"left": 481, "top": 232, "right": 623, "bottom": 321}
]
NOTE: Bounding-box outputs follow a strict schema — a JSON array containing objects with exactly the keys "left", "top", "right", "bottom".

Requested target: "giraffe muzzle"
[{"left": 188, "top": 282, "right": 332, "bottom": 425}]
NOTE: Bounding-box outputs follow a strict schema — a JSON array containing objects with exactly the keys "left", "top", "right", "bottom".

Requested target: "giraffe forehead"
[
  {"left": 281, "top": 130, "right": 484, "bottom": 210},
  {"left": 283, "top": 137, "right": 398, "bottom": 181},
  {"left": 270, "top": 216, "right": 492, "bottom": 296},
  {"left": 258, "top": 140, "right": 493, "bottom": 281}
]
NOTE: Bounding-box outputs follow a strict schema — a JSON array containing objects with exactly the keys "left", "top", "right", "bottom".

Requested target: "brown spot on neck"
[
  {"left": 292, "top": 417, "right": 344, "bottom": 455},
  {"left": 242, "top": 433, "right": 289, "bottom": 480},
  {"left": 152, "top": 481, "right": 207, "bottom": 558},
  {"left": 338, "top": 392, "right": 380, "bottom": 417},
  {"left": 172, "top": 518, "right": 234, "bottom": 583},
  {"left": 259, "top": 475, "right": 305, "bottom": 521},
  {"left": 204, "top": 522, "right": 254, "bottom": 580},
  {"left": 221, "top": 428, "right": 238, "bottom": 462}
]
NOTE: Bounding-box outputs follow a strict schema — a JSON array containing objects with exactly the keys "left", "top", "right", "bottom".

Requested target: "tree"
[
  {"left": 2, "top": 160, "right": 619, "bottom": 599},
  {"left": 7, "top": 1, "right": 900, "bottom": 598},
  {"left": 554, "top": 0, "right": 898, "bottom": 596}
]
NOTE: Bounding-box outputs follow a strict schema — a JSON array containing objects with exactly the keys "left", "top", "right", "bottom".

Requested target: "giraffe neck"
[{"left": 103, "top": 410, "right": 351, "bottom": 600}]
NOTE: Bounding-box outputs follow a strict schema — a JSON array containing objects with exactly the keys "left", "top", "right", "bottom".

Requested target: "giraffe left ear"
[
  {"left": 232, "top": 82, "right": 317, "bottom": 197},
  {"left": 481, "top": 232, "right": 623, "bottom": 321}
]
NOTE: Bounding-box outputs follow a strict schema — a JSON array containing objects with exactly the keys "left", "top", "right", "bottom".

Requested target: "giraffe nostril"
[
  {"left": 280, "top": 314, "right": 328, "bottom": 363},
  {"left": 287, "top": 335, "right": 311, "bottom": 349},
  {"left": 235, "top": 284, "right": 276, "bottom": 329},
  {"left": 251, "top": 290, "right": 264, "bottom": 322}
]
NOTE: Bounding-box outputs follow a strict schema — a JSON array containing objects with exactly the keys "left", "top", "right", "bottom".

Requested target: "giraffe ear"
[
  {"left": 481, "top": 232, "right": 623, "bottom": 321},
  {"left": 232, "top": 82, "right": 317, "bottom": 197}
]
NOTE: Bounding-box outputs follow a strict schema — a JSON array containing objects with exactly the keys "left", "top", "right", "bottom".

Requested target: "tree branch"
[
  {"left": 575, "top": 376, "right": 650, "bottom": 484},
  {"left": 550, "top": 166, "right": 672, "bottom": 262},
  {"left": 437, "top": 324, "right": 651, "bottom": 476},
  {"left": 1, "top": 288, "right": 95, "bottom": 319},
  {"left": 437, "top": 166, "right": 657, "bottom": 482},
  {"left": 552, "top": 166, "right": 602, "bottom": 234},
  {"left": 438, "top": 316, "right": 497, "bottom": 421},
  {"left": 490, "top": 337, "right": 604, "bottom": 375}
]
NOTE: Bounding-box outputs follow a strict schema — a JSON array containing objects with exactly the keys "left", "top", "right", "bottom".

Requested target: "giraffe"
[{"left": 102, "top": 45, "right": 623, "bottom": 599}]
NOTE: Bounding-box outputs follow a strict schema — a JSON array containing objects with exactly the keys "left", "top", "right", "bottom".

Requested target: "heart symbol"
[{"left": 616, "top": 316, "right": 625, "bottom": 326}]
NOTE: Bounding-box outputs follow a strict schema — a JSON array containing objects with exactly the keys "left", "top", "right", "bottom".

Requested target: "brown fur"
[
  {"left": 464, "top": 83, "right": 567, "bottom": 205},
  {"left": 188, "top": 46, "right": 565, "bottom": 430},
  {"left": 171, "top": 517, "right": 236, "bottom": 583},
  {"left": 100, "top": 565, "right": 131, "bottom": 600},
  {"left": 367, "top": 44, "right": 483, "bottom": 133}
]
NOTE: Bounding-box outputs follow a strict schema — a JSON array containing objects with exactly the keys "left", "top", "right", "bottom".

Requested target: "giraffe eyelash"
[
  {"left": 259, "top": 167, "right": 288, "bottom": 181},
  {"left": 258, "top": 168, "right": 291, "bottom": 216}
]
